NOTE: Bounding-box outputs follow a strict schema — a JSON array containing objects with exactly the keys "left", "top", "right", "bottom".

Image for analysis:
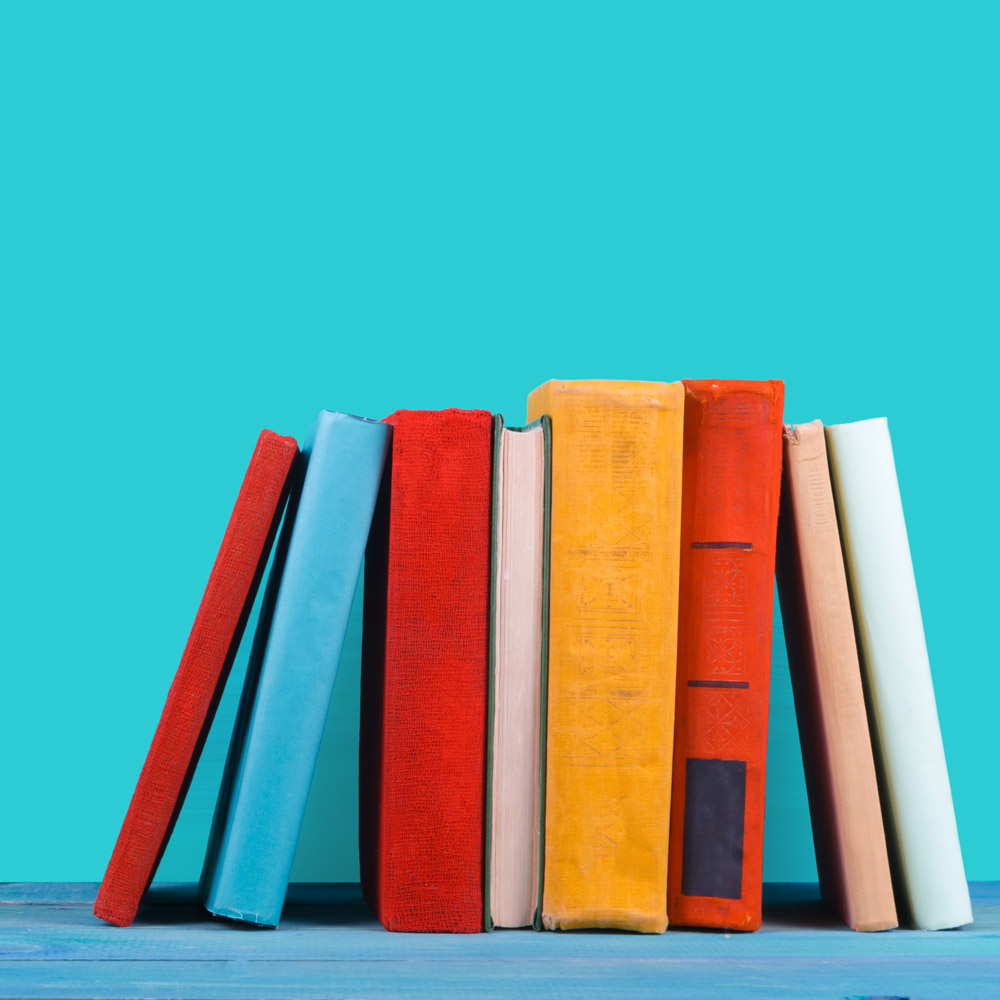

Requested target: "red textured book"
[
  {"left": 359, "top": 408, "right": 493, "bottom": 932},
  {"left": 667, "top": 380, "right": 784, "bottom": 931},
  {"left": 94, "top": 429, "right": 298, "bottom": 927}
]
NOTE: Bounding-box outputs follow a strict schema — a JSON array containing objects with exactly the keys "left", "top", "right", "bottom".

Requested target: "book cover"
[
  {"left": 527, "top": 380, "right": 683, "bottom": 933},
  {"left": 200, "top": 411, "right": 391, "bottom": 927},
  {"left": 776, "top": 420, "right": 896, "bottom": 932},
  {"left": 484, "top": 415, "right": 551, "bottom": 931},
  {"left": 825, "top": 417, "right": 972, "bottom": 930},
  {"left": 668, "top": 379, "right": 783, "bottom": 932},
  {"left": 359, "top": 408, "right": 493, "bottom": 933},
  {"left": 94, "top": 429, "right": 298, "bottom": 927}
]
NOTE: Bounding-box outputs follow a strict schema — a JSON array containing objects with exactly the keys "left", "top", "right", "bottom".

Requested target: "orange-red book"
[
  {"left": 667, "top": 379, "right": 784, "bottom": 931},
  {"left": 94, "top": 430, "right": 298, "bottom": 926}
]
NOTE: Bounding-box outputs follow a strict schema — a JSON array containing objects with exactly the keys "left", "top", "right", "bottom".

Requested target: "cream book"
[
  {"left": 825, "top": 417, "right": 972, "bottom": 931},
  {"left": 484, "top": 416, "right": 551, "bottom": 930},
  {"left": 776, "top": 420, "right": 896, "bottom": 932}
]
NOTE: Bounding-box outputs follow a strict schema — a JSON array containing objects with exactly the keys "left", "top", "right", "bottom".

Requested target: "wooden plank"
[
  {"left": 0, "top": 884, "right": 996, "bottom": 1000},
  {"left": 1, "top": 957, "right": 998, "bottom": 1000},
  {"left": 1, "top": 911, "right": 997, "bottom": 962}
]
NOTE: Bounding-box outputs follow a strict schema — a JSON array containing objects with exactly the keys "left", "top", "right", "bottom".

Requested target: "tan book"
[{"left": 775, "top": 420, "right": 897, "bottom": 932}]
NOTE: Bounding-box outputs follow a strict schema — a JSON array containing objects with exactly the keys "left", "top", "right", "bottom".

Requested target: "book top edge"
[
  {"left": 531, "top": 380, "right": 683, "bottom": 408},
  {"left": 782, "top": 419, "right": 824, "bottom": 444},
  {"left": 531, "top": 378, "right": 681, "bottom": 390},
  {"left": 313, "top": 410, "right": 386, "bottom": 426},
  {"left": 258, "top": 429, "right": 299, "bottom": 452},
  {"left": 825, "top": 416, "right": 889, "bottom": 433},
  {"left": 385, "top": 406, "right": 493, "bottom": 421},
  {"left": 497, "top": 415, "right": 549, "bottom": 434},
  {"left": 304, "top": 411, "right": 393, "bottom": 447},
  {"left": 297, "top": 412, "right": 392, "bottom": 461},
  {"left": 682, "top": 378, "right": 784, "bottom": 396}
]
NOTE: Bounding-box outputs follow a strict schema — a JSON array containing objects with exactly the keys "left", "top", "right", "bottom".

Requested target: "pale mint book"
[{"left": 200, "top": 411, "right": 392, "bottom": 927}]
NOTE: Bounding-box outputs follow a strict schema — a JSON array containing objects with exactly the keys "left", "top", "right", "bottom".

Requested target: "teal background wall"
[{"left": 2, "top": 3, "right": 996, "bottom": 883}]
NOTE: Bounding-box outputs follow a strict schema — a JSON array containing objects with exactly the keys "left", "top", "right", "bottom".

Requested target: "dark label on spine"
[{"left": 681, "top": 757, "right": 746, "bottom": 900}]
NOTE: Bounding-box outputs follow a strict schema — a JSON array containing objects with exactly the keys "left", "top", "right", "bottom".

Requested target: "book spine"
[
  {"left": 528, "top": 380, "right": 683, "bottom": 933},
  {"left": 825, "top": 418, "right": 971, "bottom": 930},
  {"left": 486, "top": 418, "right": 549, "bottom": 930},
  {"left": 359, "top": 409, "right": 493, "bottom": 933},
  {"left": 534, "top": 414, "right": 552, "bottom": 933},
  {"left": 202, "top": 412, "right": 391, "bottom": 927},
  {"left": 483, "top": 415, "right": 505, "bottom": 932},
  {"left": 94, "top": 430, "right": 297, "bottom": 927},
  {"left": 775, "top": 420, "right": 896, "bottom": 932},
  {"left": 668, "top": 379, "right": 783, "bottom": 931}
]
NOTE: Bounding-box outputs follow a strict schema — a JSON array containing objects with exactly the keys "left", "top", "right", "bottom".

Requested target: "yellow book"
[{"left": 527, "top": 379, "right": 683, "bottom": 932}]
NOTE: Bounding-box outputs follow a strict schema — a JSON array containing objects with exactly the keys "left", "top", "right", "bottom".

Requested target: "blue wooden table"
[{"left": 1, "top": 883, "right": 996, "bottom": 999}]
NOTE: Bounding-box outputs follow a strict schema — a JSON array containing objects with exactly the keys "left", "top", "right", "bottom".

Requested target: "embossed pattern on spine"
[
  {"left": 668, "top": 380, "right": 783, "bottom": 932},
  {"left": 528, "top": 380, "right": 683, "bottom": 933}
]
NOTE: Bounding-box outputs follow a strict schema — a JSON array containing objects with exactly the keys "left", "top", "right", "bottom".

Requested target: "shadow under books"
[
  {"left": 133, "top": 883, "right": 372, "bottom": 928},
  {"left": 132, "top": 882, "right": 845, "bottom": 932}
]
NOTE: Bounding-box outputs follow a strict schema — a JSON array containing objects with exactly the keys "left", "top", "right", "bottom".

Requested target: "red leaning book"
[
  {"left": 359, "top": 408, "right": 493, "bottom": 932},
  {"left": 667, "top": 380, "right": 784, "bottom": 931},
  {"left": 94, "top": 429, "right": 298, "bottom": 927}
]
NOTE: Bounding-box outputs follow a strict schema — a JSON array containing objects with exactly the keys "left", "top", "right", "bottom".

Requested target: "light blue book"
[{"left": 200, "top": 411, "right": 391, "bottom": 926}]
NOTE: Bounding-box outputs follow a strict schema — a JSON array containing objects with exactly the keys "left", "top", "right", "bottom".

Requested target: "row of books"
[{"left": 93, "top": 379, "right": 971, "bottom": 934}]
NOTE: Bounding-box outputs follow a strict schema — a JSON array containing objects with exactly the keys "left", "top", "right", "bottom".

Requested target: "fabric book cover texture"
[
  {"left": 359, "top": 408, "right": 493, "bottom": 933},
  {"left": 93, "top": 430, "right": 298, "bottom": 927},
  {"left": 201, "top": 411, "right": 391, "bottom": 927},
  {"left": 668, "top": 379, "right": 784, "bottom": 932},
  {"left": 527, "top": 380, "right": 684, "bottom": 933},
  {"left": 825, "top": 418, "right": 972, "bottom": 930},
  {"left": 484, "top": 415, "right": 551, "bottom": 931},
  {"left": 776, "top": 420, "right": 896, "bottom": 932}
]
